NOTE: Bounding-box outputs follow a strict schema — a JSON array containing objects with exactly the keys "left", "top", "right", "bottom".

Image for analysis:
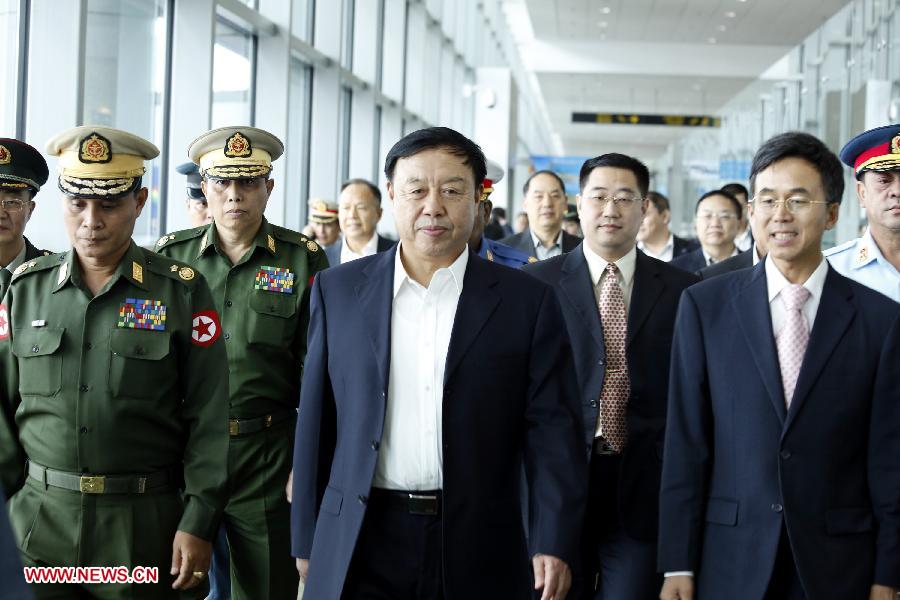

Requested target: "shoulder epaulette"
[
  {"left": 271, "top": 224, "right": 321, "bottom": 254},
  {"left": 10, "top": 252, "right": 62, "bottom": 281},
  {"left": 155, "top": 226, "right": 206, "bottom": 250},
  {"left": 141, "top": 247, "right": 201, "bottom": 287},
  {"left": 823, "top": 238, "right": 857, "bottom": 257}
]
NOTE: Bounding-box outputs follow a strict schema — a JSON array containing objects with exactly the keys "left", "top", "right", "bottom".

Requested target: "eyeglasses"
[
  {"left": 750, "top": 196, "right": 830, "bottom": 214},
  {"left": 697, "top": 211, "right": 737, "bottom": 222},
  {"left": 586, "top": 195, "right": 643, "bottom": 209},
  {"left": 0, "top": 199, "right": 28, "bottom": 212}
]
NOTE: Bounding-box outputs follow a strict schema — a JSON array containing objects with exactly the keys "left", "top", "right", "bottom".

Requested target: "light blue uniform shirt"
[{"left": 824, "top": 227, "right": 900, "bottom": 303}]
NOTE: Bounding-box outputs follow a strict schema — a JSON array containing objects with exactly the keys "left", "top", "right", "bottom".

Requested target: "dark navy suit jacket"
[
  {"left": 291, "top": 246, "right": 587, "bottom": 599},
  {"left": 524, "top": 246, "right": 698, "bottom": 541},
  {"left": 698, "top": 248, "right": 753, "bottom": 280},
  {"left": 658, "top": 260, "right": 900, "bottom": 599},
  {"left": 669, "top": 247, "right": 707, "bottom": 273},
  {"left": 500, "top": 228, "right": 581, "bottom": 260},
  {"left": 672, "top": 235, "right": 699, "bottom": 259}
]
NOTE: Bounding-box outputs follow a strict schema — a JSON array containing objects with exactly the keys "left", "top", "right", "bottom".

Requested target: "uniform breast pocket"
[
  {"left": 12, "top": 328, "right": 65, "bottom": 397},
  {"left": 108, "top": 329, "right": 174, "bottom": 400},
  {"left": 247, "top": 292, "right": 297, "bottom": 347}
]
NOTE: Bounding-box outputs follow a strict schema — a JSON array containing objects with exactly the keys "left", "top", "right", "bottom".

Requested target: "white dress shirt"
[
  {"left": 340, "top": 232, "right": 379, "bottom": 264},
  {"left": 665, "top": 254, "right": 828, "bottom": 580},
  {"left": 530, "top": 229, "right": 564, "bottom": 260},
  {"left": 701, "top": 246, "right": 739, "bottom": 266},
  {"left": 734, "top": 227, "right": 753, "bottom": 252},
  {"left": 372, "top": 244, "right": 468, "bottom": 491},
  {"left": 638, "top": 234, "right": 674, "bottom": 263},
  {"left": 766, "top": 254, "right": 827, "bottom": 338},
  {"left": 583, "top": 243, "right": 637, "bottom": 313}
]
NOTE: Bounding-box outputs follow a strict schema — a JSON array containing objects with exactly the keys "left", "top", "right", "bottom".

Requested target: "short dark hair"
[
  {"left": 749, "top": 132, "right": 844, "bottom": 204},
  {"left": 720, "top": 182, "right": 749, "bottom": 201},
  {"left": 340, "top": 178, "right": 382, "bottom": 203},
  {"left": 695, "top": 189, "right": 743, "bottom": 217},
  {"left": 578, "top": 153, "right": 650, "bottom": 197},
  {"left": 491, "top": 207, "right": 506, "bottom": 219},
  {"left": 384, "top": 126, "right": 486, "bottom": 187},
  {"left": 646, "top": 191, "right": 670, "bottom": 213},
  {"left": 522, "top": 170, "right": 566, "bottom": 196}
]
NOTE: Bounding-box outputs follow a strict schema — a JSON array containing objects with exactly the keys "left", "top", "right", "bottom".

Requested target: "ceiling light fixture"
[
  {"left": 707, "top": 37, "right": 717, "bottom": 44},
  {"left": 717, "top": 24, "right": 727, "bottom": 31},
  {"left": 725, "top": 10, "right": 736, "bottom": 17},
  {"left": 600, "top": 6, "right": 612, "bottom": 14},
  {"left": 598, "top": 21, "right": 608, "bottom": 28}
]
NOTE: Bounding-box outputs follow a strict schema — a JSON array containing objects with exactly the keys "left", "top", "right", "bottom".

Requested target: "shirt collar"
[
  {"left": 702, "top": 246, "right": 739, "bottom": 265},
  {"left": 393, "top": 242, "right": 468, "bottom": 299},
  {"left": 2, "top": 243, "right": 27, "bottom": 273},
  {"left": 583, "top": 243, "right": 637, "bottom": 288},
  {"left": 529, "top": 228, "right": 563, "bottom": 252},
  {"left": 852, "top": 227, "right": 881, "bottom": 270},
  {"left": 752, "top": 242, "right": 763, "bottom": 266},
  {"left": 199, "top": 218, "right": 274, "bottom": 259},
  {"left": 637, "top": 233, "right": 673, "bottom": 255},
  {"left": 765, "top": 254, "right": 828, "bottom": 304},
  {"left": 56, "top": 241, "right": 149, "bottom": 293}
]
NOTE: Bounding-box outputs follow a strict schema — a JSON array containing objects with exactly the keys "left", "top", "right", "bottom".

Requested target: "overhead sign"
[{"left": 573, "top": 112, "right": 721, "bottom": 128}]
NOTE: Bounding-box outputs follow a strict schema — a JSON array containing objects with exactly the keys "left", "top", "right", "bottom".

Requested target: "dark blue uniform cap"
[{"left": 840, "top": 123, "right": 900, "bottom": 174}]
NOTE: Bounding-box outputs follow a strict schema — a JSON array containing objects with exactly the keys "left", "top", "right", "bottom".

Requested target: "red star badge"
[
  {"left": 191, "top": 310, "right": 221, "bottom": 347},
  {"left": 0, "top": 304, "right": 8, "bottom": 341}
]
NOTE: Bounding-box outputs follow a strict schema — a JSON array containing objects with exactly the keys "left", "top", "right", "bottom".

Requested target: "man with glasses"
[
  {"left": 525, "top": 154, "right": 698, "bottom": 599},
  {"left": 824, "top": 124, "right": 900, "bottom": 302},
  {"left": 502, "top": 170, "right": 580, "bottom": 260},
  {"left": 636, "top": 191, "right": 699, "bottom": 262},
  {"left": 659, "top": 132, "right": 900, "bottom": 600},
  {"left": 0, "top": 138, "right": 53, "bottom": 300},
  {"left": 670, "top": 190, "right": 742, "bottom": 273},
  {"left": 157, "top": 126, "right": 328, "bottom": 600}
]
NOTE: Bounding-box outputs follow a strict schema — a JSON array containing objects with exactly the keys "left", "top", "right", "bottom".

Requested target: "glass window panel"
[
  {"left": 212, "top": 17, "right": 254, "bottom": 128},
  {"left": 0, "top": 0, "right": 19, "bottom": 134},
  {"left": 338, "top": 85, "right": 352, "bottom": 184},
  {"left": 292, "top": 0, "right": 315, "bottom": 41},
  {"left": 341, "top": 0, "right": 355, "bottom": 70},
  {"left": 287, "top": 57, "right": 313, "bottom": 225},
  {"left": 82, "top": 0, "right": 168, "bottom": 246}
]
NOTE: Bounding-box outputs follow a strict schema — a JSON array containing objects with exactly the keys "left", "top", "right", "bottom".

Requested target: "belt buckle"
[
  {"left": 79, "top": 475, "right": 105, "bottom": 494},
  {"left": 407, "top": 494, "right": 438, "bottom": 516},
  {"left": 228, "top": 419, "right": 240, "bottom": 436},
  {"left": 265, "top": 415, "right": 273, "bottom": 428},
  {"left": 137, "top": 477, "right": 147, "bottom": 494}
]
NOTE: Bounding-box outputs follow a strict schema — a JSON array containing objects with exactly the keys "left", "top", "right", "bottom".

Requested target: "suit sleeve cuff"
[{"left": 664, "top": 571, "right": 694, "bottom": 578}]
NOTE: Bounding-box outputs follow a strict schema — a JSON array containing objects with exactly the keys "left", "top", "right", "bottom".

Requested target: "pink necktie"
[
  {"left": 597, "top": 263, "right": 629, "bottom": 451},
  {"left": 777, "top": 284, "right": 811, "bottom": 408}
]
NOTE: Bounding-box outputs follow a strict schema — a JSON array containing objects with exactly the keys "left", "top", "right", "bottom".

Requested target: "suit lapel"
[
  {"left": 627, "top": 252, "right": 664, "bottom": 348},
  {"left": 735, "top": 262, "right": 787, "bottom": 424},
  {"left": 783, "top": 267, "right": 855, "bottom": 432},
  {"left": 444, "top": 252, "right": 501, "bottom": 385},
  {"left": 354, "top": 248, "right": 396, "bottom": 394},
  {"left": 517, "top": 231, "right": 536, "bottom": 257},
  {"left": 558, "top": 244, "right": 604, "bottom": 351}
]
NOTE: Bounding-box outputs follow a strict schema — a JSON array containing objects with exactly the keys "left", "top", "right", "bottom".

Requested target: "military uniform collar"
[
  {"left": 852, "top": 227, "right": 880, "bottom": 269},
  {"left": 2, "top": 242, "right": 27, "bottom": 273},
  {"left": 55, "top": 241, "right": 148, "bottom": 293},
  {"left": 198, "top": 218, "right": 276, "bottom": 259}
]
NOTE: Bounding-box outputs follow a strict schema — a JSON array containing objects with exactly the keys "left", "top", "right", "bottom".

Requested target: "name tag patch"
[
  {"left": 118, "top": 298, "right": 167, "bottom": 331},
  {"left": 254, "top": 266, "right": 294, "bottom": 294}
]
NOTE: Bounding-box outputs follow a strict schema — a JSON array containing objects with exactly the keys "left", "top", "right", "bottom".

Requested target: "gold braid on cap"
[
  {"left": 58, "top": 175, "right": 137, "bottom": 197},
  {"left": 203, "top": 164, "right": 271, "bottom": 179}
]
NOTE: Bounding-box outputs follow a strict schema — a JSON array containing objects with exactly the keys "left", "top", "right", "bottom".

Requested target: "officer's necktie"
[
  {"left": 777, "top": 284, "right": 811, "bottom": 408},
  {"left": 0, "top": 268, "right": 11, "bottom": 301},
  {"left": 596, "top": 262, "right": 629, "bottom": 451}
]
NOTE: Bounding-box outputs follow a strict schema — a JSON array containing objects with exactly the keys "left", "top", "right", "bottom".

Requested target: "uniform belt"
[
  {"left": 228, "top": 409, "right": 296, "bottom": 437},
  {"left": 370, "top": 488, "right": 442, "bottom": 516},
  {"left": 27, "top": 461, "right": 178, "bottom": 495},
  {"left": 593, "top": 436, "right": 620, "bottom": 456}
]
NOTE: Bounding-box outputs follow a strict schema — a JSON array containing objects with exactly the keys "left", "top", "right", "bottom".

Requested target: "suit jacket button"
[
  {"left": 780, "top": 450, "right": 791, "bottom": 460},
  {"left": 771, "top": 503, "right": 783, "bottom": 513},
  {"left": 358, "top": 495, "right": 368, "bottom": 505},
  {"left": 370, "top": 440, "right": 380, "bottom": 451},
  {"left": 589, "top": 400, "right": 598, "bottom": 408}
]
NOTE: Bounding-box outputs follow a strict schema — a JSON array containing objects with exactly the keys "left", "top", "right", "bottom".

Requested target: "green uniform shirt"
[
  {"left": 156, "top": 218, "right": 328, "bottom": 419},
  {"left": 0, "top": 242, "right": 229, "bottom": 540}
]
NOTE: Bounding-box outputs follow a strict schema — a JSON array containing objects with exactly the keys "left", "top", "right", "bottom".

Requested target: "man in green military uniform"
[
  {"left": 156, "top": 126, "right": 327, "bottom": 600},
  {"left": 0, "top": 138, "right": 54, "bottom": 300},
  {"left": 0, "top": 126, "right": 229, "bottom": 598}
]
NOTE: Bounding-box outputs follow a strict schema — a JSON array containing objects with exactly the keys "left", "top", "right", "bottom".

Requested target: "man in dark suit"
[
  {"left": 525, "top": 154, "right": 697, "bottom": 600},
  {"left": 671, "top": 189, "right": 742, "bottom": 274},
  {"left": 659, "top": 132, "right": 900, "bottom": 600},
  {"left": 722, "top": 182, "right": 753, "bottom": 252},
  {"left": 291, "top": 127, "right": 586, "bottom": 599},
  {"left": 324, "top": 178, "right": 395, "bottom": 266},
  {"left": 698, "top": 203, "right": 768, "bottom": 279},
  {"left": 0, "top": 139, "right": 53, "bottom": 300},
  {"left": 501, "top": 170, "right": 580, "bottom": 260},
  {"left": 636, "top": 191, "right": 697, "bottom": 262}
]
